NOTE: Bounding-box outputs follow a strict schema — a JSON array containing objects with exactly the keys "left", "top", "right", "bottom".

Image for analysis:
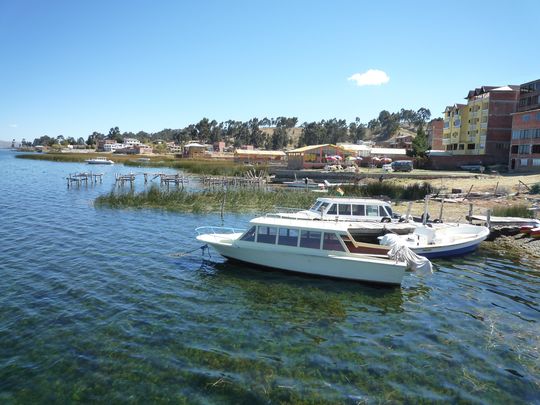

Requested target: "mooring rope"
[{"left": 169, "top": 244, "right": 210, "bottom": 258}]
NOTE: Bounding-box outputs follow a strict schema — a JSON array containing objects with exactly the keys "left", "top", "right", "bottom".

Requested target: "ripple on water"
[{"left": 0, "top": 151, "right": 539, "bottom": 403}]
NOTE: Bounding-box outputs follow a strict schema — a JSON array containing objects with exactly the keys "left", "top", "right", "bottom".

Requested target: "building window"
[
  {"left": 512, "top": 130, "right": 519, "bottom": 139},
  {"left": 458, "top": 144, "right": 465, "bottom": 150},
  {"left": 523, "top": 114, "right": 530, "bottom": 122},
  {"left": 532, "top": 145, "right": 540, "bottom": 154},
  {"left": 518, "top": 144, "right": 531, "bottom": 154},
  {"left": 533, "top": 159, "right": 540, "bottom": 166},
  {"left": 536, "top": 112, "right": 540, "bottom": 121},
  {"left": 520, "top": 159, "right": 529, "bottom": 167},
  {"left": 511, "top": 145, "right": 518, "bottom": 154},
  {"left": 467, "top": 143, "right": 475, "bottom": 150}
]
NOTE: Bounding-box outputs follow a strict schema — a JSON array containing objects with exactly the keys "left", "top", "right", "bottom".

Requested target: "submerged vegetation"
[{"left": 95, "top": 182, "right": 435, "bottom": 213}]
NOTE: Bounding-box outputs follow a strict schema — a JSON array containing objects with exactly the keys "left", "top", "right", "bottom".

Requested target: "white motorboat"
[
  {"left": 273, "top": 197, "right": 395, "bottom": 222},
  {"left": 85, "top": 157, "right": 114, "bottom": 165},
  {"left": 283, "top": 177, "right": 326, "bottom": 190},
  {"left": 196, "top": 216, "right": 431, "bottom": 286},
  {"left": 379, "top": 223, "right": 490, "bottom": 259}
]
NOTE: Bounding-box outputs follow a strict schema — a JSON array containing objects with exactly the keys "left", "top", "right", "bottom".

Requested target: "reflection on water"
[{"left": 0, "top": 150, "right": 538, "bottom": 403}]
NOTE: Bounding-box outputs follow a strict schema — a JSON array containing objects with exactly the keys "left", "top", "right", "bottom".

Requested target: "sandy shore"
[{"left": 387, "top": 173, "right": 540, "bottom": 262}]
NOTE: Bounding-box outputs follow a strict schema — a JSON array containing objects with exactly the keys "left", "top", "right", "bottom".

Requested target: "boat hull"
[
  {"left": 197, "top": 234, "right": 406, "bottom": 285},
  {"left": 402, "top": 224, "right": 489, "bottom": 259}
]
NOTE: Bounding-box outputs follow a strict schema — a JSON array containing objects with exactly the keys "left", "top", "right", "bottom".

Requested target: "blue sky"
[{"left": 1, "top": 0, "right": 538, "bottom": 142}]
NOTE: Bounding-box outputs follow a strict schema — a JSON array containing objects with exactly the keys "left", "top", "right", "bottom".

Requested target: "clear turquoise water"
[{"left": 0, "top": 150, "right": 538, "bottom": 404}]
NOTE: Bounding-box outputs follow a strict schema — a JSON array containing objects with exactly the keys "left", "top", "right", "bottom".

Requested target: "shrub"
[{"left": 530, "top": 183, "right": 540, "bottom": 194}]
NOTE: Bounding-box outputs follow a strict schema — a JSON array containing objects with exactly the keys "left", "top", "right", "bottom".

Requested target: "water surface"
[{"left": 0, "top": 150, "right": 538, "bottom": 403}]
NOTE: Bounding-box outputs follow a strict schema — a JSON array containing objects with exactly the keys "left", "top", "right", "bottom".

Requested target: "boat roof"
[
  {"left": 250, "top": 216, "right": 359, "bottom": 232},
  {"left": 314, "top": 197, "right": 390, "bottom": 205}
]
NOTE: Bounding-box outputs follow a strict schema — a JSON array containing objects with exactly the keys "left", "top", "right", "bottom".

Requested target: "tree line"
[{"left": 25, "top": 108, "right": 432, "bottom": 152}]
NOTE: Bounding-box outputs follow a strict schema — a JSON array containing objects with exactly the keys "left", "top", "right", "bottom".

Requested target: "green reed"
[
  {"left": 95, "top": 187, "right": 318, "bottom": 213},
  {"left": 492, "top": 204, "right": 535, "bottom": 218}
]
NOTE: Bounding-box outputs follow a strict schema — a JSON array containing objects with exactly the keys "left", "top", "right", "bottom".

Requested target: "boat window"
[
  {"left": 257, "top": 226, "right": 277, "bottom": 244},
  {"left": 379, "top": 206, "right": 387, "bottom": 216},
  {"left": 240, "top": 226, "right": 256, "bottom": 242},
  {"left": 309, "top": 201, "right": 321, "bottom": 211},
  {"left": 385, "top": 206, "right": 393, "bottom": 217},
  {"left": 299, "top": 230, "right": 321, "bottom": 249},
  {"left": 323, "top": 233, "right": 345, "bottom": 251},
  {"left": 352, "top": 204, "right": 365, "bottom": 216},
  {"left": 366, "top": 205, "right": 379, "bottom": 217},
  {"left": 318, "top": 202, "right": 329, "bottom": 213},
  {"left": 338, "top": 204, "right": 352, "bottom": 215},
  {"left": 326, "top": 204, "right": 337, "bottom": 215},
  {"left": 278, "top": 228, "right": 299, "bottom": 246}
]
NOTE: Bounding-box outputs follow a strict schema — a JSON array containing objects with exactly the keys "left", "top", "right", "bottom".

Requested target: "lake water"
[{"left": 0, "top": 150, "right": 538, "bottom": 404}]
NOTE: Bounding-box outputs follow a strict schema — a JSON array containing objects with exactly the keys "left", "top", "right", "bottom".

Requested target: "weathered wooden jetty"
[
  {"left": 152, "top": 173, "right": 189, "bottom": 187},
  {"left": 115, "top": 173, "right": 137, "bottom": 186},
  {"left": 66, "top": 172, "right": 104, "bottom": 187},
  {"left": 201, "top": 169, "right": 270, "bottom": 190}
]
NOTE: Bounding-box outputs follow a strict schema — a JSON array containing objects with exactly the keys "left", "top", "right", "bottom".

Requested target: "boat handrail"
[{"left": 195, "top": 226, "right": 246, "bottom": 236}]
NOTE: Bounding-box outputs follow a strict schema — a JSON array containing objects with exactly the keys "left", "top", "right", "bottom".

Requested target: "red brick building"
[
  {"left": 427, "top": 119, "right": 444, "bottom": 150},
  {"left": 509, "top": 79, "right": 540, "bottom": 171}
]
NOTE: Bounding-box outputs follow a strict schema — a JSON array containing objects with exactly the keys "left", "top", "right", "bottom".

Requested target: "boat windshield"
[{"left": 310, "top": 201, "right": 329, "bottom": 214}]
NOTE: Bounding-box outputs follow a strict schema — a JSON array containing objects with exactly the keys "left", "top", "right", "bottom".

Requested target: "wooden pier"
[
  {"left": 201, "top": 169, "right": 270, "bottom": 190},
  {"left": 66, "top": 172, "right": 104, "bottom": 187}
]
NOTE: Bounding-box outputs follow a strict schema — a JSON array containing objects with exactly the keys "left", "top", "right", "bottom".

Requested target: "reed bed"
[
  {"left": 95, "top": 187, "right": 318, "bottom": 213},
  {"left": 340, "top": 181, "right": 435, "bottom": 201},
  {"left": 492, "top": 204, "right": 535, "bottom": 218},
  {"left": 16, "top": 153, "right": 252, "bottom": 175}
]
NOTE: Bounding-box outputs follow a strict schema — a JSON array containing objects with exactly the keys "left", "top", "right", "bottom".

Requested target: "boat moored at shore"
[
  {"left": 85, "top": 157, "right": 114, "bottom": 165},
  {"left": 196, "top": 216, "right": 432, "bottom": 285}
]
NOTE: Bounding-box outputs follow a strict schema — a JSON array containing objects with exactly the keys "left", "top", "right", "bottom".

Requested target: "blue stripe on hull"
[{"left": 413, "top": 243, "right": 480, "bottom": 259}]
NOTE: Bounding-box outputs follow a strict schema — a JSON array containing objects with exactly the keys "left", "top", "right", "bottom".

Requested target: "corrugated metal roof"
[
  {"left": 286, "top": 144, "right": 345, "bottom": 153},
  {"left": 235, "top": 149, "right": 286, "bottom": 156}
]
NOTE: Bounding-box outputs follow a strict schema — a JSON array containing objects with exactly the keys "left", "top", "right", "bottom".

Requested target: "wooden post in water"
[
  {"left": 468, "top": 203, "right": 473, "bottom": 224},
  {"left": 422, "top": 195, "right": 429, "bottom": 225},
  {"left": 438, "top": 198, "right": 445, "bottom": 222},
  {"left": 406, "top": 201, "right": 412, "bottom": 222},
  {"left": 486, "top": 209, "right": 492, "bottom": 230},
  {"left": 220, "top": 189, "right": 226, "bottom": 220}
]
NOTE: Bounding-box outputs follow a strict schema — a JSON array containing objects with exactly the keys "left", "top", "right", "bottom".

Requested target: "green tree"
[
  {"left": 108, "top": 127, "right": 123, "bottom": 143},
  {"left": 411, "top": 126, "right": 429, "bottom": 157}
]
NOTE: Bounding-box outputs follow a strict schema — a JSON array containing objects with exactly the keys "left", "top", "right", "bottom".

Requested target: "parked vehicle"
[{"left": 391, "top": 160, "right": 413, "bottom": 172}]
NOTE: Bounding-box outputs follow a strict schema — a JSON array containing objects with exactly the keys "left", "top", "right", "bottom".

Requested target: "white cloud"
[
  {"left": 348, "top": 69, "right": 390, "bottom": 86},
  {"left": 9, "top": 123, "right": 18, "bottom": 128}
]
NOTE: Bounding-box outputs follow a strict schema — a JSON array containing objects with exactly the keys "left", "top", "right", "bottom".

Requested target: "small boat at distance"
[
  {"left": 85, "top": 157, "right": 114, "bottom": 165},
  {"left": 196, "top": 216, "right": 431, "bottom": 286}
]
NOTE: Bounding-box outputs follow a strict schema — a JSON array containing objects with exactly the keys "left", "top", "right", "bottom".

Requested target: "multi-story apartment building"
[
  {"left": 442, "top": 104, "right": 467, "bottom": 152},
  {"left": 437, "top": 86, "right": 519, "bottom": 168},
  {"left": 509, "top": 79, "right": 540, "bottom": 171}
]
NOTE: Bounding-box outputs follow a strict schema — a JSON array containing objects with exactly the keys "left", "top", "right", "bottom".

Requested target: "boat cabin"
[
  {"left": 238, "top": 217, "right": 389, "bottom": 256},
  {"left": 296, "top": 197, "right": 394, "bottom": 222}
]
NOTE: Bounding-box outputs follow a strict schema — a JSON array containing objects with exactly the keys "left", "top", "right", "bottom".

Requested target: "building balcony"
[
  {"left": 480, "top": 122, "right": 487, "bottom": 129},
  {"left": 482, "top": 109, "right": 489, "bottom": 115},
  {"left": 469, "top": 124, "right": 477, "bottom": 130}
]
